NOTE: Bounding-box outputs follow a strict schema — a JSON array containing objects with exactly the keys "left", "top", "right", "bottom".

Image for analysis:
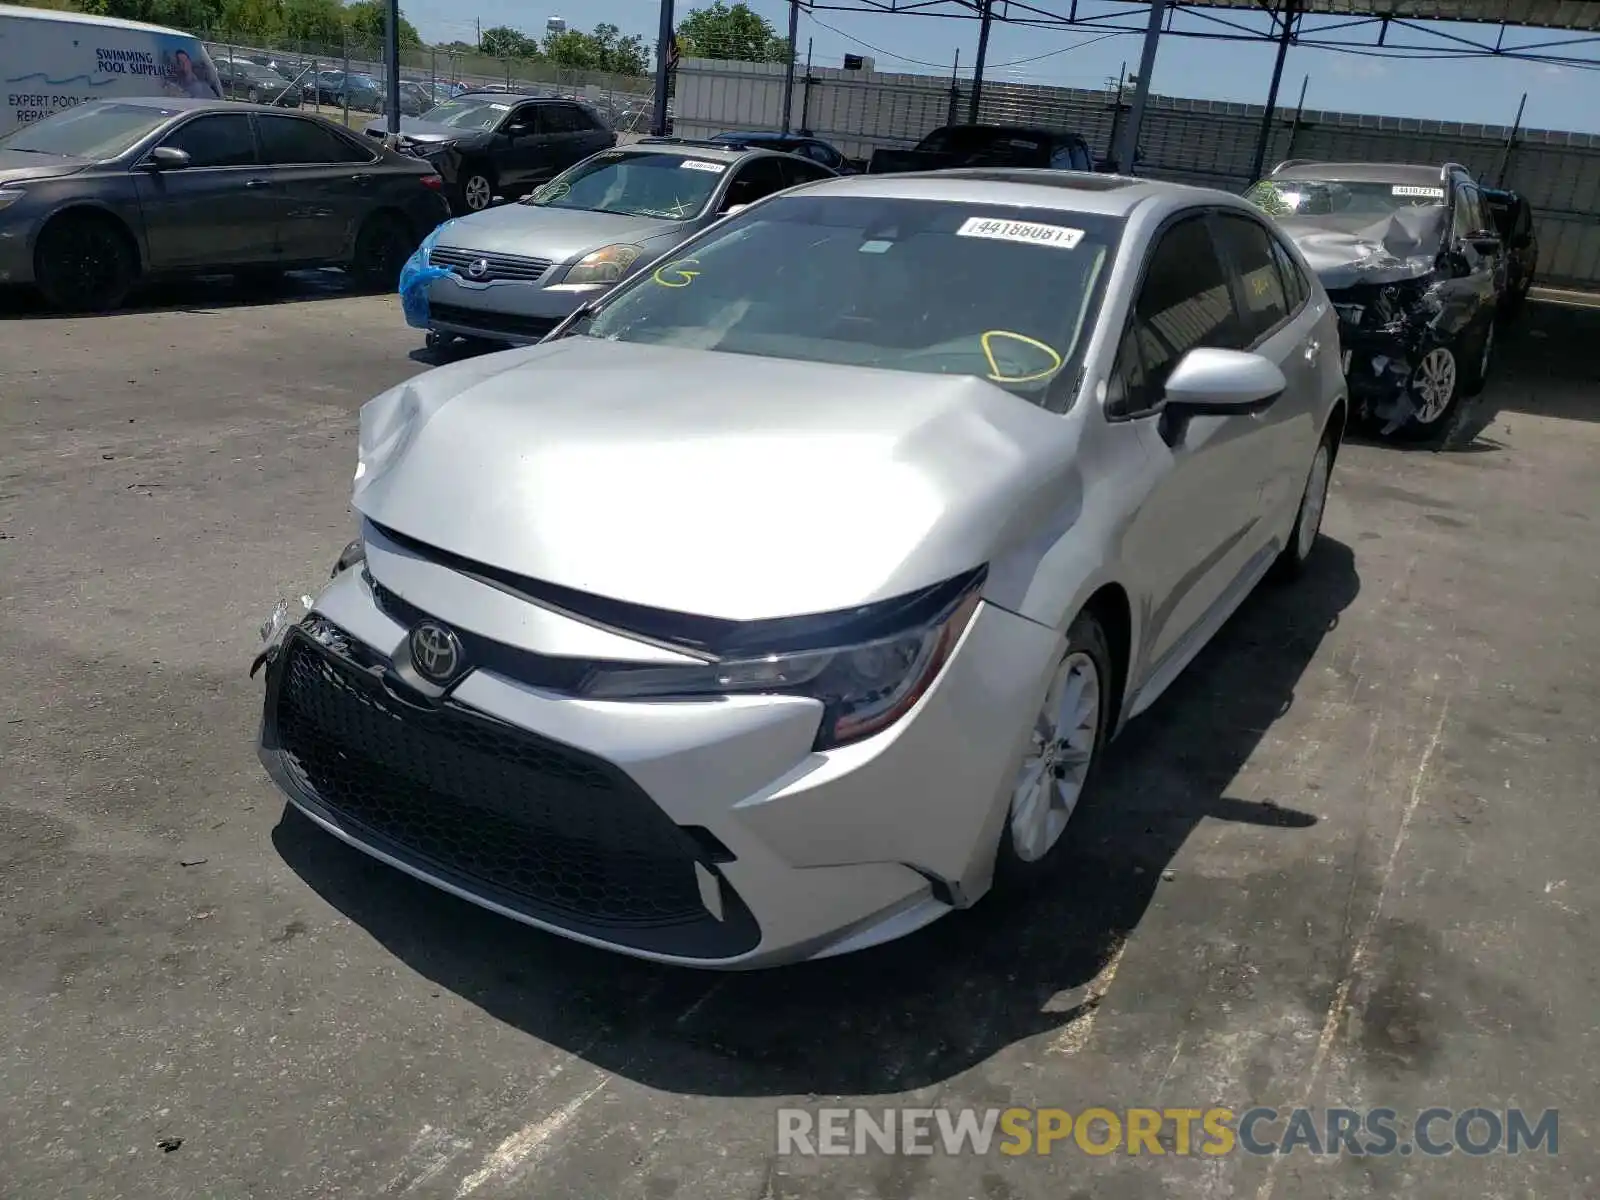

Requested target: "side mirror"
[
  {"left": 1469, "top": 233, "right": 1501, "bottom": 255},
  {"left": 1162, "top": 347, "right": 1286, "bottom": 415},
  {"left": 141, "top": 146, "right": 192, "bottom": 171},
  {"left": 504, "top": 122, "right": 530, "bottom": 138}
]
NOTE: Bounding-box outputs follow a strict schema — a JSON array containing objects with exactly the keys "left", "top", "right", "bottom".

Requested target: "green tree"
[
  {"left": 588, "top": 22, "right": 648, "bottom": 75},
  {"left": 342, "top": 0, "right": 419, "bottom": 49},
  {"left": 677, "top": 1, "right": 789, "bottom": 64},
  {"left": 279, "top": 0, "right": 344, "bottom": 44},
  {"left": 479, "top": 25, "right": 539, "bottom": 59}
]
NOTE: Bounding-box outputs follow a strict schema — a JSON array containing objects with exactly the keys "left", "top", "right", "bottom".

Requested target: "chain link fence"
[{"left": 200, "top": 31, "right": 667, "bottom": 134}]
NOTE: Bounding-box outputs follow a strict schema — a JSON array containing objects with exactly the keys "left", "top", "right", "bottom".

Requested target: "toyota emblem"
[
  {"left": 409, "top": 621, "right": 465, "bottom": 685},
  {"left": 466, "top": 257, "right": 490, "bottom": 278}
]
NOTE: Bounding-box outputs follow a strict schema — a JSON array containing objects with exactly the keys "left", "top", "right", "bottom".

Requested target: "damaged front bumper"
[{"left": 1328, "top": 281, "right": 1449, "bottom": 432}]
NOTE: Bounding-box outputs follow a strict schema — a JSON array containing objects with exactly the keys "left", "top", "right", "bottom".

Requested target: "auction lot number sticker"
[
  {"left": 956, "top": 217, "right": 1085, "bottom": 250},
  {"left": 1392, "top": 185, "right": 1445, "bottom": 199}
]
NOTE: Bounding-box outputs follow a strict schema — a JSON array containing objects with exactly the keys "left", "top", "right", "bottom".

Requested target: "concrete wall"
[{"left": 676, "top": 57, "right": 1600, "bottom": 291}]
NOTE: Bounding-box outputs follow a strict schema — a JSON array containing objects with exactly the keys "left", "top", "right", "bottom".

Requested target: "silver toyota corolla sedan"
[
  {"left": 255, "top": 169, "right": 1347, "bottom": 969},
  {"left": 410, "top": 139, "right": 837, "bottom": 348}
]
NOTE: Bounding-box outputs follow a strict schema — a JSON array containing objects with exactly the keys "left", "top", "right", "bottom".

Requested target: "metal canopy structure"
[{"left": 753, "top": 0, "right": 1600, "bottom": 182}]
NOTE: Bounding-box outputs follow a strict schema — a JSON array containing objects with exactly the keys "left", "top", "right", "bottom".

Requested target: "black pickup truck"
[{"left": 867, "top": 123, "right": 1096, "bottom": 174}]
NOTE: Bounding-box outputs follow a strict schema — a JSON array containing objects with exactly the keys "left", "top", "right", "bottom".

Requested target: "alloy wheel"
[
  {"left": 462, "top": 175, "right": 493, "bottom": 211},
  {"left": 1009, "top": 651, "right": 1100, "bottom": 863},
  {"left": 1296, "top": 443, "right": 1332, "bottom": 562},
  {"left": 1410, "top": 346, "right": 1457, "bottom": 424}
]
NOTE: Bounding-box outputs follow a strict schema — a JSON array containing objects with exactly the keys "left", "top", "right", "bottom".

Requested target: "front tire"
[
  {"left": 1273, "top": 433, "right": 1335, "bottom": 581},
  {"left": 993, "top": 612, "right": 1113, "bottom": 893},
  {"left": 34, "top": 212, "right": 136, "bottom": 312}
]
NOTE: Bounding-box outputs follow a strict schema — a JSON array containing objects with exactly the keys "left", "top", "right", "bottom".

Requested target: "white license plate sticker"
[
  {"left": 679, "top": 159, "right": 725, "bottom": 173},
  {"left": 1342, "top": 349, "right": 1352, "bottom": 374},
  {"left": 956, "top": 216, "right": 1085, "bottom": 250},
  {"left": 1392, "top": 185, "right": 1444, "bottom": 199}
]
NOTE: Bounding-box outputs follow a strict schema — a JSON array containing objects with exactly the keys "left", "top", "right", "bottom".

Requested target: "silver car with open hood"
[{"left": 256, "top": 169, "right": 1347, "bottom": 969}]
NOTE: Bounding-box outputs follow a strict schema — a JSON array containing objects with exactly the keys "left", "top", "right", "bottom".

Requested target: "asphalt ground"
[{"left": 1, "top": 279, "right": 1596, "bottom": 1199}]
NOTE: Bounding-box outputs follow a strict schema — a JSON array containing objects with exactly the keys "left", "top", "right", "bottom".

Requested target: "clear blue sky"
[{"left": 408, "top": 0, "right": 1600, "bottom": 135}]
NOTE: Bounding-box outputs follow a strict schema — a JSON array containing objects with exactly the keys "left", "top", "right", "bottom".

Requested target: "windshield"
[
  {"left": 576, "top": 195, "right": 1118, "bottom": 402},
  {"left": 522, "top": 151, "right": 723, "bottom": 220},
  {"left": 421, "top": 97, "right": 513, "bottom": 130},
  {"left": 1245, "top": 177, "right": 1446, "bottom": 219},
  {"left": 0, "top": 101, "right": 178, "bottom": 158}
]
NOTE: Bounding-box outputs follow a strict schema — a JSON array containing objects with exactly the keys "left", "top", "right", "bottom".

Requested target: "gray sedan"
[
  {"left": 0, "top": 97, "right": 452, "bottom": 311},
  {"left": 257, "top": 170, "right": 1348, "bottom": 969},
  {"left": 412, "top": 138, "right": 837, "bottom": 348}
]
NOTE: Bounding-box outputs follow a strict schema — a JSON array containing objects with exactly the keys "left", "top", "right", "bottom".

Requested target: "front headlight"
[
  {"left": 564, "top": 243, "right": 642, "bottom": 285},
  {"left": 578, "top": 575, "right": 984, "bottom": 750},
  {"left": 0, "top": 188, "right": 25, "bottom": 214}
]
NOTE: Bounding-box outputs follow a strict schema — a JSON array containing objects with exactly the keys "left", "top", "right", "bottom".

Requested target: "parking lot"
[{"left": 1, "top": 279, "right": 1596, "bottom": 1198}]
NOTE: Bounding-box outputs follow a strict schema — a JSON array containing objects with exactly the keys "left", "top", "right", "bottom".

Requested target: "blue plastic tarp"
[{"left": 399, "top": 220, "right": 457, "bottom": 330}]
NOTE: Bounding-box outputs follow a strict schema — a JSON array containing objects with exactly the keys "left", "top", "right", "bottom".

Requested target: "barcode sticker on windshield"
[
  {"left": 680, "top": 159, "right": 725, "bottom": 173},
  {"left": 956, "top": 217, "right": 1084, "bottom": 250},
  {"left": 1392, "top": 185, "right": 1444, "bottom": 198}
]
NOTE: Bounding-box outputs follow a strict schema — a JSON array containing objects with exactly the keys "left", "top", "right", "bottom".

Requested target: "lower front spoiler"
[
  {"left": 263, "top": 743, "right": 952, "bottom": 970},
  {"left": 253, "top": 628, "right": 954, "bottom": 971}
]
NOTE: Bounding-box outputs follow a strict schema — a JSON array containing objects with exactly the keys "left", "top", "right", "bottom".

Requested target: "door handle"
[{"left": 244, "top": 178, "right": 274, "bottom": 189}]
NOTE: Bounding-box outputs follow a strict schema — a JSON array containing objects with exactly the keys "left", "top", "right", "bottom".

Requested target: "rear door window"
[{"left": 258, "top": 115, "right": 373, "bottom": 164}]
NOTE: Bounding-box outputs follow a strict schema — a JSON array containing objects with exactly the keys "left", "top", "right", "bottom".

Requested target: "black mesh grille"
[
  {"left": 428, "top": 303, "right": 560, "bottom": 341},
  {"left": 268, "top": 629, "right": 759, "bottom": 953}
]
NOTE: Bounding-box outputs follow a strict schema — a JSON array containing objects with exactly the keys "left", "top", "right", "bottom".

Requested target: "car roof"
[
  {"left": 1267, "top": 161, "right": 1451, "bottom": 187},
  {"left": 0, "top": 3, "right": 197, "bottom": 36},
  {"left": 788, "top": 169, "right": 1234, "bottom": 219},
  {"left": 628, "top": 139, "right": 781, "bottom": 164}
]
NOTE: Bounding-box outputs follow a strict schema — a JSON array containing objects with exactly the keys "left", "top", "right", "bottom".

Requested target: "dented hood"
[
  {"left": 1278, "top": 206, "right": 1448, "bottom": 289},
  {"left": 351, "top": 338, "right": 1080, "bottom": 621}
]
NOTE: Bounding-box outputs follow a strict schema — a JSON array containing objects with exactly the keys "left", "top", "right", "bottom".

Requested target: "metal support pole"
[
  {"left": 1282, "top": 73, "right": 1308, "bottom": 163},
  {"left": 1115, "top": 0, "right": 1168, "bottom": 174},
  {"left": 1249, "top": 0, "right": 1298, "bottom": 183},
  {"left": 383, "top": 0, "right": 400, "bottom": 141},
  {"left": 967, "top": 0, "right": 994, "bottom": 124},
  {"left": 1497, "top": 91, "right": 1527, "bottom": 186},
  {"left": 798, "top": 38, "right": 813, "bottom": 134},
  {"left": 947, "top": 48, "right": 960, "bottom": 126},
  {"left": 1105, "top": 61, "right": 1126, "bottom": 169},
  {"left": 651, "top": 0, "right": 675, "bottom": 137},
  {"left": 342, "top": 32, "right": 351, "bottom": 127},
  {"left": 781, "top": 0, "right": 800, "bottom": 134}
]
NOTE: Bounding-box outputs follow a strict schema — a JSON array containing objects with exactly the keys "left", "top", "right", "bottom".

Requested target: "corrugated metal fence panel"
[{"left": 677, "top": 59, "right": 1600, "bottom": 289}]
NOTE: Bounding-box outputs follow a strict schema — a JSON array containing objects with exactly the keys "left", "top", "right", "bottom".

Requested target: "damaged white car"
[
  {"left": 1246, "top": 160, "right": 1504, "bottom": 439},
  {"left": 253, "top": 170, "right": 1346, "bottom": 968}
]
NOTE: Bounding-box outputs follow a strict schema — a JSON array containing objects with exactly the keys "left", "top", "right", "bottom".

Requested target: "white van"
[{"left": 0, "top": 4, "right": 223, "bottom": 140}]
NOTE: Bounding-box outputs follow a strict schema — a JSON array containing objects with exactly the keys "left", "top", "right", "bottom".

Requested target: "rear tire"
[
  {"left": 992, "top": 611, "right": 1113, "bottom": 896},
  {"left": 455, "top": 167, "right": 495, "bottom": 214},
  {"left": 350, "top": 212, "right": 414, "bottom": 291},
  {"left": 34, "top": 212, "right": 136, "bottom": 312}
]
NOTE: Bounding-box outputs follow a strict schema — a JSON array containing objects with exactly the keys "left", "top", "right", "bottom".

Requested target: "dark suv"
[
  {"left": 365, "top": 94, "right": 615, "bottom": 215},
  {"left": 1245, "top": 159, "right": 1504, "bottom": 439}
]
